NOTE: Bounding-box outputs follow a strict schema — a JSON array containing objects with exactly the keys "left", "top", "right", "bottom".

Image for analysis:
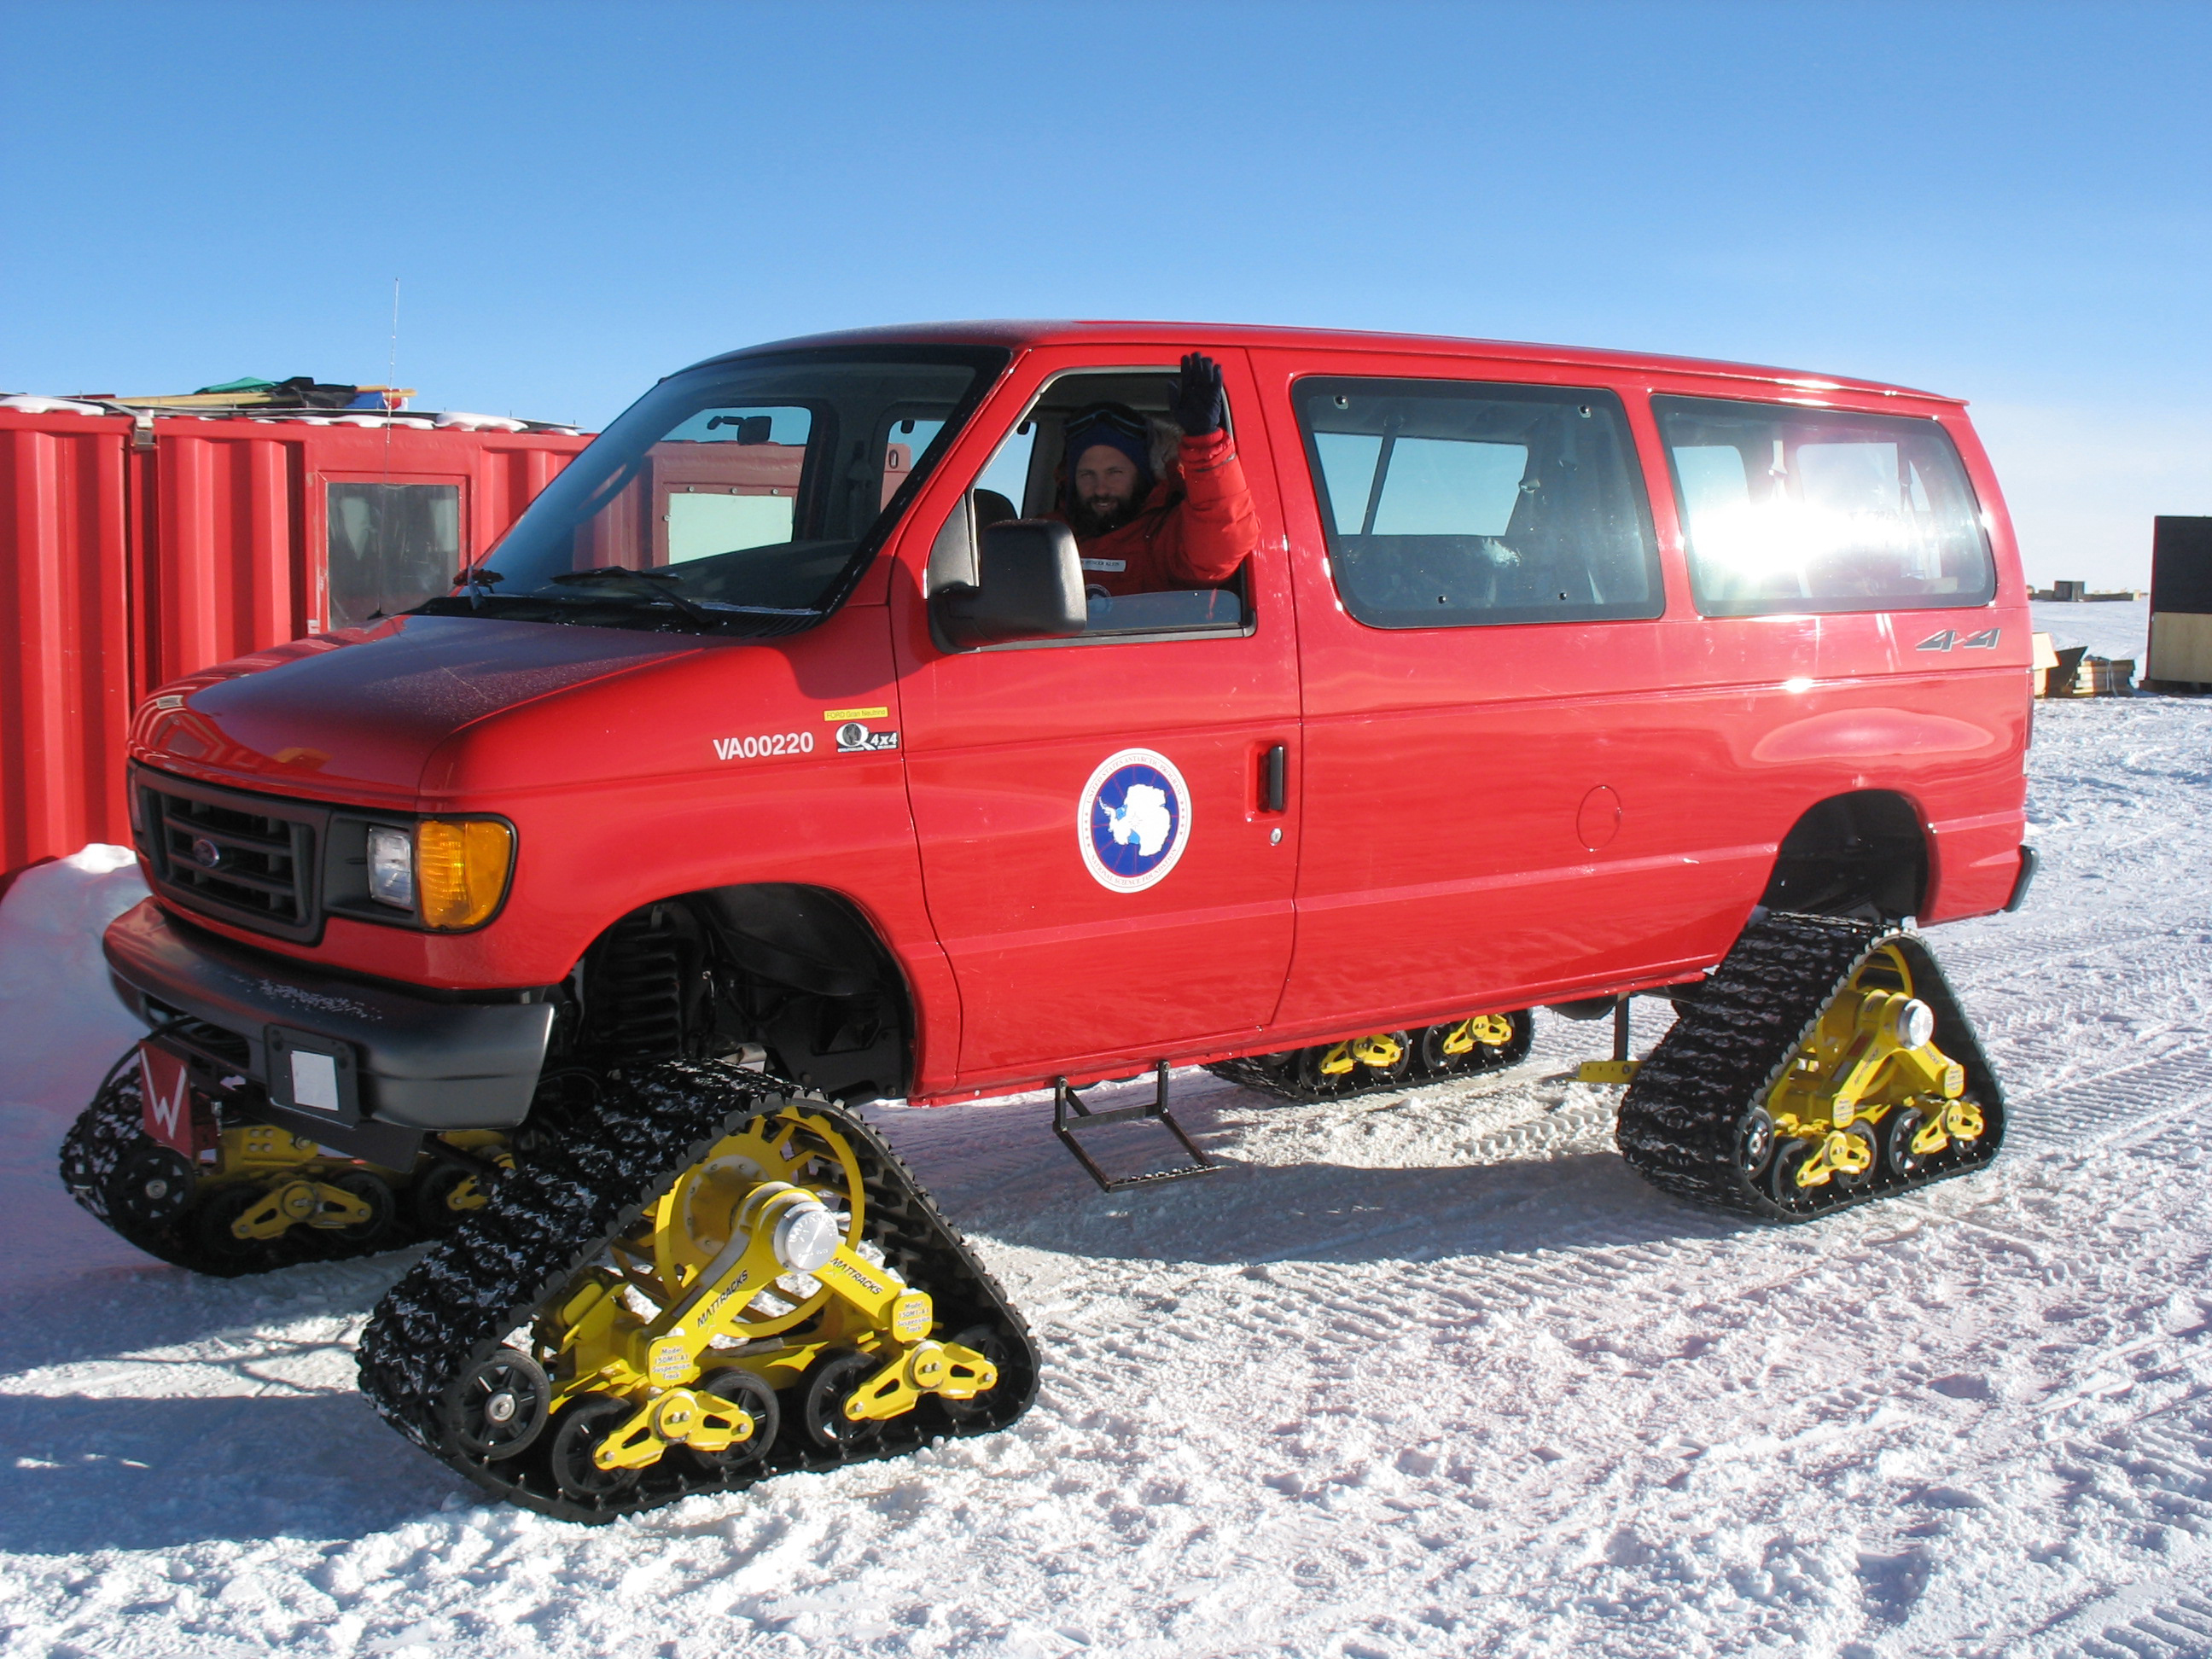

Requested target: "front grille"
[{"left": 137, "top": 767, "right": 328, "bottom": 942}]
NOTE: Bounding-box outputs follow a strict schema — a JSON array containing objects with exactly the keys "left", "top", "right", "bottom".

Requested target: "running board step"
[{"left": 1053, "top": 1062, "right": 1220, "bottom": 1190}]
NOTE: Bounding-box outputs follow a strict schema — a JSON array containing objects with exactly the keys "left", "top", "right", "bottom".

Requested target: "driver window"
[{"left": 931, "top": 369, "right": 1251, "bottom": 642}]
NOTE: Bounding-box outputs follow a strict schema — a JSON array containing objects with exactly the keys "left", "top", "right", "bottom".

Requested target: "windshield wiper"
[
  {"left": 548, "top": 566, "right": 722, "bottom": 627},
  {"left": 454, "top": 562, "right": 504, "bottom": 612}
]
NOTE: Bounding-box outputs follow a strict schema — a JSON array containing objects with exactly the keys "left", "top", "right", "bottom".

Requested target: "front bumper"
[{"left": 104, "top": 899, "right": 555, "bottom": 1134}]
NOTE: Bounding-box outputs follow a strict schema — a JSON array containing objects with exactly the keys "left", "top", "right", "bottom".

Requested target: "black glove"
[{"left": 1168, "top": 351, "right": 1225, "bottom": 437}]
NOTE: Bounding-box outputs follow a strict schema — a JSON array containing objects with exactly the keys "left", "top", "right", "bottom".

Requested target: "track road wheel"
[
  {"left": 1734, "top": 1107, "right": 1777, "bottom": 1183},
  {"left": 192, "top": 1184, "right": 275, "bottom": 1270},
  {"left": 442, "top": 1348, "right": 550, "bottom": 1462},
  {"left": 1883, "top": 1105, "right": 1930, "bottom": 1178},
  {"left": 800, "top": 1350, "right": 886, "bottom": 1454},
  {"left": 1831, "top": 1121, "right": 1879, "bottom": 1193},
  {"left": 691, "top": 1368, "right": 778, "bottom": 1475},
  {"left": 550, "top": 1395, "right": 643, "bottom": 1503},
  {"left": 1768, "top": 1136, "right": 1823, "bottom": 1215},
  {"left": 934, "top": 1324, "right": 1014, "bottom": 1425},
  {"left": 1944, "top": 1095, "right": 1988, "bottom": 1148},
  {"left": 414, "top": 1159, "right": 488, "bottom": 1235},
  {"left": 110, "top": 1144, "right": 195, "bottom": 1235},
  {"left": 1295, "top": 1042, "right": 1360, "bottom": 1097},
  {"left": 1351, "top": 1031, "right": 1414, "bottom": 1088},
  {"left": 1417, "top": 1012, "right": 1529, "bottom": 1078},
  {"left": 308, "top": 1170, "right": 397, "bottom": 1254},
  {"left": 1416, "top": 1023, "right": 1461, "bottom": 1078}
]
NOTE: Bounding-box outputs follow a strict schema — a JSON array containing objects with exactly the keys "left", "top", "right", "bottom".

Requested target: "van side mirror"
[{"left": 929, "top": 519, "right": 1086, "bottom": 649}]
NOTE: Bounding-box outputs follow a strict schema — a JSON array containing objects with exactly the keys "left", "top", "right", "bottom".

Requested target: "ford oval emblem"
[{"left": 189, "top": 836, "right": 223, "bottom": 870}]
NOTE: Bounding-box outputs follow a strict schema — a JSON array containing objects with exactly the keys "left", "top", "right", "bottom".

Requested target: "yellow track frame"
[
  {"left": 536, "top": 1108, "right": 998, "bottom": 1475},
  {"left": 1764, "top": 945, "right": 1978, "bottom": 1191}
]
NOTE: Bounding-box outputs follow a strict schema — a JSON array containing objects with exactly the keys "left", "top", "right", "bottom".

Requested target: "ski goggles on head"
[{"left": 1061, "top": 402, "right": 1150, "bottom": 447}]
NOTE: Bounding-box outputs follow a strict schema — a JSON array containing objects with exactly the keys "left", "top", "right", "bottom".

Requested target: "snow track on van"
[{"left": 8, "top": 655, "right": 2212, "bottom": 1650}]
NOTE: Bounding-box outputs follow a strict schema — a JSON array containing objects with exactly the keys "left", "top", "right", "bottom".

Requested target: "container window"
[
  {"left": 655, "top": 404, "right": 810, "bottom": 567},
  {"left": 1653, "top": 397, "right": 1994, "bottom": 616},
  {"left": 1293, "top": 379, "right": 1660, "bottom": 628},
  {"left": 326, "top": 482, "right": 461, "bottom": 630}
]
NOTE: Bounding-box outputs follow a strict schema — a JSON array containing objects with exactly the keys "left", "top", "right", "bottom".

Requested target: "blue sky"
[{"left": 3, "top": 0, "right": 2205, "bottom": 585}]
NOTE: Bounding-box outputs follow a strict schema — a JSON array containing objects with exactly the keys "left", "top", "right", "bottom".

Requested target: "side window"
[
  {"left": 932, "top": 368, "right": 1253, "bottom": 642},
  {"left": 1653, "top": 397, "right": 1994, "bottom": 616},
  {"left": 880, "top": 413, "right": 948, "bottom": 509},
  {"left": 1294, "top": 379, "right": 1660, "bottom": 628},
  {"left": 326, "top": 481, "right": 461, "bottom": 629}
]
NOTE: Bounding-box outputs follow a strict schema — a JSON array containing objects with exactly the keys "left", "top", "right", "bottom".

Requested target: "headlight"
[
  {"left": 367, "top": 826, "right": 415, "bottom": 908},
  {"left": 415, "top": 818, "right": 515, "bottom": 930}
]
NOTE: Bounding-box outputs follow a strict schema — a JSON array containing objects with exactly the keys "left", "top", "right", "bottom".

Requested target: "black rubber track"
[
  {"left": 355, "top": 1060, "right": 1039, "bottom": 1523},
  {"left": 58, "top": 1050, "right": 422, "bottom": 1278},
  {"left": 1615, "top": 911, "right": 2005, "bottom": 1221},
  {"left": 1206, "top": 1011, "right": 1534, "bottom": 1103}
]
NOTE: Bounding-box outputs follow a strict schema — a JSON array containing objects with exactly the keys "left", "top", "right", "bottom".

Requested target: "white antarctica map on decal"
[
  {"left": 1104, "top": 783, "right": 1173, "bottom": 858},
  {"left": 1078, "top": 748, "right": 1191, "bottom": 893}
]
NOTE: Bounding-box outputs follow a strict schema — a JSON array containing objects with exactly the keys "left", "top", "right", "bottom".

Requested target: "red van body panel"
[
  {"left": 1244, "top": 346, "right": 2029, "bottom": 1043},
  {"left": 113, "top": 322, "right": 2031, "bottom": 1112}
]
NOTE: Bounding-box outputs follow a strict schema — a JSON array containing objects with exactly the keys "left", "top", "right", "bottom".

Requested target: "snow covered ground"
[
  {"left": 4, "top": 627, "right": 2210, "bottom": 1657},
  {"left": 2032, "top": 596, "right": 2149, "bottom": 663}
]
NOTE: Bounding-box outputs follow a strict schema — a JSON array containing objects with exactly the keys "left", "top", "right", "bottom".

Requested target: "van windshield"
[{"left": 422, "top": 346, "right": 1004, "bottom": 635}]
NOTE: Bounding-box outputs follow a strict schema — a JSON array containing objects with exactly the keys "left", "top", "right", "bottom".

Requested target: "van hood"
[{"left": 136, "top": 616, "right": 706, "bottom": 799}]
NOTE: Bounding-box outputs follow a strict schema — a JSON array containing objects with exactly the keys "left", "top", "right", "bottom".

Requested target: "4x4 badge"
[
  {"left": 835, "top": 721, "right": 899, "bottom": 754},
  {"left": 1916, "top": 627, "right": 2000, "bottom": 653}
]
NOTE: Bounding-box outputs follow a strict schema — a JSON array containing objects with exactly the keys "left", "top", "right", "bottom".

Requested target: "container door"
[
  {"left": 890, "top": 348, "right": 1299, "bottom": 1090},
  {"left": 1251, "top": 350, "right": 1720, "bottom": 1036}
]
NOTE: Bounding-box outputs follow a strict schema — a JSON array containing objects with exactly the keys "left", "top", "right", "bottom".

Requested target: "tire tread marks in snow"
[
  {"left": 356, "top": 1060, "right": 1038, "bottom": 1523},
  {"left": 1615, "top": 911, "right": 2005, "bottom": 1221}
]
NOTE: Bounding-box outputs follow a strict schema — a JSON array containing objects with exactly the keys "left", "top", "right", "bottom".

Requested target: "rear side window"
[
  {"left": 1654, "top": 397, "right": 1994, "bottom": 616},
  {"left": 1294, "top": 378, "right": 1660, "bottom": 628}
]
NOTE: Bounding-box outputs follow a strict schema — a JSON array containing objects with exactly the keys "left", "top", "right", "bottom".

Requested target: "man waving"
[{"left": 1055, "top": 352, "right": 1260, "bottom": 599}]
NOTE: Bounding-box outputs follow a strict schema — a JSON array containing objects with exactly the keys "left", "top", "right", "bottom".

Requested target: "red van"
[{"left": 61, "top": 323, "right": 2034, "bottom": 1520}]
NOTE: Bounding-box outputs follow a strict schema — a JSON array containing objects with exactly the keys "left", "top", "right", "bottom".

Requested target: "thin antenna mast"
[{"left": 381, "top": 276, "right": 400, "bottom": 480}]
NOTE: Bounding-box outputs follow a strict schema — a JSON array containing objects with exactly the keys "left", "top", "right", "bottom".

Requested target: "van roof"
[{"left": 709, "top": 319, "right": 1963, "bottom": 407}]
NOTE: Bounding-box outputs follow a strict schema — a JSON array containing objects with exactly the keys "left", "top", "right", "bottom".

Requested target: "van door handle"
[{"left": 1263, "top": 744, "right": 1287, "bottom": 813}]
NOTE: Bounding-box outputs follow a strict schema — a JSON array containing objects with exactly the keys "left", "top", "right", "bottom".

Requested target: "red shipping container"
[
  {"left": 0, "top": 410, "right": 134, "bottom": 884},
  {"left": 0, "top": 404, "right": 589, "bottom": 882}
]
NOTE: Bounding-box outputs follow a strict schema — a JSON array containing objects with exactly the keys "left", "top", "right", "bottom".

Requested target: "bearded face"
[{"left": 1069, "top": 444, "right": 1148, "bottom": 537}]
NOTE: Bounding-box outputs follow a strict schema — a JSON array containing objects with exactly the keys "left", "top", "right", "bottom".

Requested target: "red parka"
[{"left": 1054, "top": 429, "right": 1260, "bottom": 598}]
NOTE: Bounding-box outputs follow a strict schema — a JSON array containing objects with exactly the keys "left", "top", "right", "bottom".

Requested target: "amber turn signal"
[{"left": 415, "top": 819, "right": 514, "bottom": 930}]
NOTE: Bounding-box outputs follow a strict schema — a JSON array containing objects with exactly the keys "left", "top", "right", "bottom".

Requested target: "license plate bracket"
[{"left": 265, "top": 1027, "right": 363, "bottom": 1122}]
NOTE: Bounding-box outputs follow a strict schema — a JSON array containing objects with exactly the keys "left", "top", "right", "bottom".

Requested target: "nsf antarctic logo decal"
[{"left": 1078, "top": 748, "right": 1191, "bottom": 894}]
